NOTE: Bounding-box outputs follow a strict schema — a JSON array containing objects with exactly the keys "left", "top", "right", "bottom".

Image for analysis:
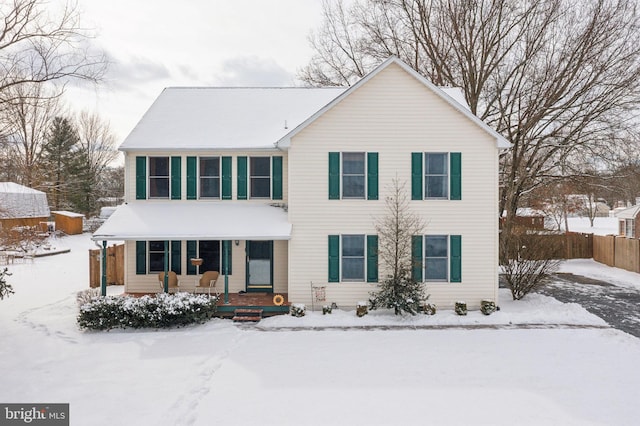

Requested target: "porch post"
[
  {"left": 101, "top": 240, "right": 107, "bottom": 297},
  {"left": 223, "top": 240, "right": 229, "bottom": 304},
  {"left": 163, "top": 240, "right": 169, "bottom": 293}
]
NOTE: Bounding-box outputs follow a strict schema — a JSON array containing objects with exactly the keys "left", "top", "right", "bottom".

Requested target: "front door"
[{"left": 246, "top": 241, "right": 273, "bottom": 292}]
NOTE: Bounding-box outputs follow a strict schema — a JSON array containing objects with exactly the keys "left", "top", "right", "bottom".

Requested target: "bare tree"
[
  {"left": 0, "top": 83, "right": 62, "bottom": 188},
  {"left": 369, "top": 178, "right": 427, "bottom": 315},
  {"left": 301, "top": 0, "right": 640, "bottom": 224},
  {"left": 0, "top": 0, "right": 107, "bottom": 103}
]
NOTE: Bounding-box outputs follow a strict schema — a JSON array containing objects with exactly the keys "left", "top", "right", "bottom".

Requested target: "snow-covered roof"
[
  {"left": 119, "top": 87, "right": 346, "bottom": 151},
  {"left": 276, "top": 57, "right": 511, "bottom": 150},
  {"left": 52, "top": 211, "right": 85, "bottom": 218},
  {"left": 92, "top": 202, "right": 291, "bottom": 241},
  {"left": 615, "top": 205, "right": 640, "bottom": 220},
  {"left": 0, "top": 182, "right": 50, "bottom": 219}
]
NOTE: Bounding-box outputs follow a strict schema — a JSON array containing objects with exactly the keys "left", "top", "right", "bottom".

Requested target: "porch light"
[{"left": 234, "top": 240, "right": 239, "bottom": 246}]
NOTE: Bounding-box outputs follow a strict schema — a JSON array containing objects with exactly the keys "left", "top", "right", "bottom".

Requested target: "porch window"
[
  {"left": 250, "top": 157, "right": 271, "bottom": 198},
  {"left": 149, "top": 157, "right": 170, "bottom": 198},
  {"left": 342, "top": 234, "right": 365, "bottom": 281},
  {"left": 199, "top": 157, "right": 220, "bottom": 198},
  {"left": 199, "top": 240, "right": 221, "bottom": 273},
  {"left": 148, "top": 241, "right": 167, "bottom": 273}
]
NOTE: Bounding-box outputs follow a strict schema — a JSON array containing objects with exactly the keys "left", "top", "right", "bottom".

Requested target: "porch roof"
[{"left": 91, "top": 202, "right": 291, "bottom": 241}]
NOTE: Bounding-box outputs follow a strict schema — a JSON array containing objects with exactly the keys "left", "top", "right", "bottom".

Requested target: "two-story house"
[{"left": 93, "top": 57, "right": 510, "bottom": 311}]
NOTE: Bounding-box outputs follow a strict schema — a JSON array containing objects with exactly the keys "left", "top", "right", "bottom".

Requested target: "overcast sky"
[{"left": 66, "top": 0, "right": 325, "bottom": 154}]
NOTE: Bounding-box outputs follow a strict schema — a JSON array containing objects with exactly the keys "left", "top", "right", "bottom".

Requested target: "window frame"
[
  {"left": 148, "top": 156, "right": 170, "bottom": 199},
  {"left": 199, "top": 156, "right": 221, "bottom": 199},
  {"left": 626, "top": 219, "right": 635, "bottom": 238},
  {"left": 341, "top": 152, "right": 366, "bottom": 199},
  {"left": 341, "top": 234, "right": 366, "bottom": 282},
  {"left": 250, "top": 156, "right": 271, "bottom": 199},
  {"left": 148, "top": 241, "right": 168, "bottom": 273},
  {"left": 424, "top": 152, "right": 449, "bottom": 200},
  {"left": 424, "top": 235, "right": 449, "bottom": 282}
]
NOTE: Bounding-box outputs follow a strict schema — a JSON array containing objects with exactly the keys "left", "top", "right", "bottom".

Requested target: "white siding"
[
  {"left": 120, "top": 150, "right": 289, "bottom": 294},
  {"left": 287, "top": 62, "right": 500, "bottom": 309}
]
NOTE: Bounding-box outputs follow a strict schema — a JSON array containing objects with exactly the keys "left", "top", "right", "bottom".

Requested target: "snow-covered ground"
[
  {"left": 1, "top": 234, "right": 639, "bottom": 425},
  {"left": 565, "top": 216, "right": 617, "bottom": 235}
]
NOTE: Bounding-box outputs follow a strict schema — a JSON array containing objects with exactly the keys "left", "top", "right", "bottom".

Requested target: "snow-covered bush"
[
  {"left": 322, "top": 305, "right": 332, "bottom": 315},
  {"left": 0, "top": 267, "right": 14, "bottom": 300},
  {"left": 290, "top": 303, "right": 306, "bottom": 317},
  {"left": 422, "top": 303, "right": 437, "bottom": 315},
  {"left": 454, "top": 301, "right": 467, "bottom": 316},
  {"left": 356, "top": 301, "right": 368, "bottom": 317},
  {"left": 480, "top": 300, "right": 496, "bottom": 315},
  {"left": 76, "top": 288, "right": 99, "bottom": 307},
  {"left": 77, "top": 292, "right": 218, "bottom": 330}
]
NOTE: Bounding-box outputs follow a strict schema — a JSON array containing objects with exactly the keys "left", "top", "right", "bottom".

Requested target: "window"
[
  {"left": 199, "top": 157, "right": 220, "bottom": 198},
  {"left": 424, "top": 235, "right": 448, "bottom": 281},
  {"left": 425, "top": 153, "right": 448, "bottom": 199},
  {"left": 250, "top": 157, "right": 271, "bottom": 198},
  {"left": 626, "top": 219, "right": 635, "bottom": 238},
  {"left": 412, "top": 152, "right": 461, "bottom": 200},
  {"left": 149, "top": 157, "right": 170, "bottom": 198},
  {"left": 148, "top": 241, "right": 167, "bottom": 273},
  {"left": 328, "top": 152, "right": 378, "bottom": 200},
  {"left": 341, "top": 234, "right": 365, "bottom": 281},
  {"left": 342, "top": 153, "right": 365, "bottom": 198},
  {"left": 198, "top": 240, "right": 221, "bottom": 272}
]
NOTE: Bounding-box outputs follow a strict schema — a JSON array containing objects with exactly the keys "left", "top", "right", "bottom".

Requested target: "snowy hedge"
[{"left": 77, "top": 293, "right": 218, "bottom": 330}]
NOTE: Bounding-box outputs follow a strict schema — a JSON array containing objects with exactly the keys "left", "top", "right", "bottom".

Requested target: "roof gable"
[
  {"left": 616, "top": 205, "right": 640, "bottom": 219},
  {"left": 276, "top": 57, "right": 510, "bottom": 150}
]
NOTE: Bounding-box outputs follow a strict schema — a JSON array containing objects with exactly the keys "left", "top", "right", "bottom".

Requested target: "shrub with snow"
[
  {"left": 77, "top": 292, "right": 218, "bottom": 330},
  {"left": 455, "top": 301, "right": 467, "bottom": 316},
  {"left": 356, "top": 301, "right": 368, "bottom": 317},
  {"left": 290, "top": 303, "right": 306, "bottom": 317},
  {"left": 422, "top": 303, "right": 437, "bottom": 315},
  {"left": 480, "top": 300, "right": 496, "bottom": 315}
]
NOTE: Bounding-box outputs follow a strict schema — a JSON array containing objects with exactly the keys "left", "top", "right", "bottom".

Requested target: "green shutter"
[
  {"left": 135, "top": 156, "right": 146, "bottom": 200},
  {"left": 222, "top": 240, "right": 233, "bottom": 275},
  {"left": 171, "top": 156, "right": 181, "bottom": 200},
  {"left": 411, "top": 153, "right": 422, "bottom": 200},
  {"left": 450, "top": 152, "right": 461, "bottom": 200},
  {"left": 328, "top": 235, "right": 340, "bottom": 282},
  {"left": 450, "top": 235, "right": 462, "bottom": 282},
  {"left": 272, "top": 156, "right": 283, "bottom": 200},
  {"left": 328, "top": 152, "right": 340, "bottom": 200},
  {"left": 367, "top": 152, "right": 378, "bottom": 200},
  {"left": 366, "top": 235, "right": 378, "bottom": 282},
  {"left": 171, "top": 240, "right": 181, "bottom": 275},
  {"left": 237, "top": 156, "right": 247, "bottom": 200},
  {"left": 411, "top": 235, "right": 423, "bottom": 282},
  {"left": 186, "top": 156, "right": 197, "bottom": 200},
  {"left": 135, "top": 241, "right": 146, "bottom": 274},
  {"left": 222, "top": 156, "right": 232, "bottom": 200},
  {"left": 186, "top": 240, "right": 197, "bottom": 275}
]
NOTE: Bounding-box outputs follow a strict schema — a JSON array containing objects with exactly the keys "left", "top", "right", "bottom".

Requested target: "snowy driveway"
[{"left": 539, "top": 272, "right": 640, "bottom": 338}]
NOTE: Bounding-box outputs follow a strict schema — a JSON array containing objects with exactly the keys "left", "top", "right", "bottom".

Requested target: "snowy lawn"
[{"left": 1, "top": 234, "right": 639, "bottom": 425}]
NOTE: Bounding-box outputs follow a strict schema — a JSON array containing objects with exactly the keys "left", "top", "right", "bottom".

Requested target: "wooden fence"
[
  {"left": 89, "top": 244, "right": 124, "bottom": 288},
  {"left": 559, "top": 233, "right": 640, "bottom": 273}
]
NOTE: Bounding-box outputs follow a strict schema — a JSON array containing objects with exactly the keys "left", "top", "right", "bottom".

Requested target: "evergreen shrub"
[
  {"left": 454, "top": 301, "right": 467, "bottom": 316},
  {"left": 423, "top": 303, "right": 437, "bottom": 315},
  {"left": 290, "top": 303, "right": 306, "bottom": 317},
  {"left": 356, "top": 301, "right": 368, "bottom": 317},
  {"left": 77, "top": 292, "right": 218, "bottom": 330},
  {"left": 480, "top": 300, "right": 496, "bottom": 315}
]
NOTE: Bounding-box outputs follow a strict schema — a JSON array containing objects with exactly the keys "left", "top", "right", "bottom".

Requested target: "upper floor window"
[
  {"left": 425, "top": 153, "right": 448, "bottom": 199},
  {"left": 328, "top": 152, "right": 378, "bottom": 200},
  {"left": 149, "top": 157, "right": 169, "bottom": 198},
  {"left": 411, "top": 152, "right": 461, "bottom": 201},
  {"left": 250, "top": 157, "right": 271, "bottom": 198},
  {"left": 200, "top": 157, "right": 220, "bottom": 198},
  {"left": 342, "top": 153, "right": 365, "bottom": 198}
]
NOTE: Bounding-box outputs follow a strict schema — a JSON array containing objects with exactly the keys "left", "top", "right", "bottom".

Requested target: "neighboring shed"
[
  {"left": 615, "top": 205, "right": 640, "bottom": 238},
  {"left": 0, "top": 182, "right": 50, "bottom": 229},
  {"left": 52, "top": 211, "right": 85, "bottom": 235}
]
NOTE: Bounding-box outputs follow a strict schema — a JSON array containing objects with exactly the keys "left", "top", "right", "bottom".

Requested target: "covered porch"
[{"left": 92, "top": 202, "right": 292, "bottom": 310}]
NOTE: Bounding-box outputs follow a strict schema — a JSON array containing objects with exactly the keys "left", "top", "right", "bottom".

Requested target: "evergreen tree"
[
  {"left": 41, "top": 116, "right": 80, "bottom": 210},
  {"left": 369, "top": 179, "right": 427, "bottom": 315},
  {"left": 0, "top": 267, "right": 14, "bottom": 300}
]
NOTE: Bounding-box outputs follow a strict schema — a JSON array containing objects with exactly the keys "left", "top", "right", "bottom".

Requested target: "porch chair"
[
  {"left": 157, "top": 271, "right": 180, "bottom": 293},
  {"left": 196, "top": 270, "right": 219, "bottom": 297}
]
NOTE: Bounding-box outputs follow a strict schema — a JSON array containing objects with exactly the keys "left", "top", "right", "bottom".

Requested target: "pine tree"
[
  {"left": 41, "top": 116, "right": 80, "bottom": 210},
  {"left": 0, "top": 267, "right": 14, "bottom": 300},
  {"left": 369, "top": 179, "right": 427, "bottom": 315}
]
